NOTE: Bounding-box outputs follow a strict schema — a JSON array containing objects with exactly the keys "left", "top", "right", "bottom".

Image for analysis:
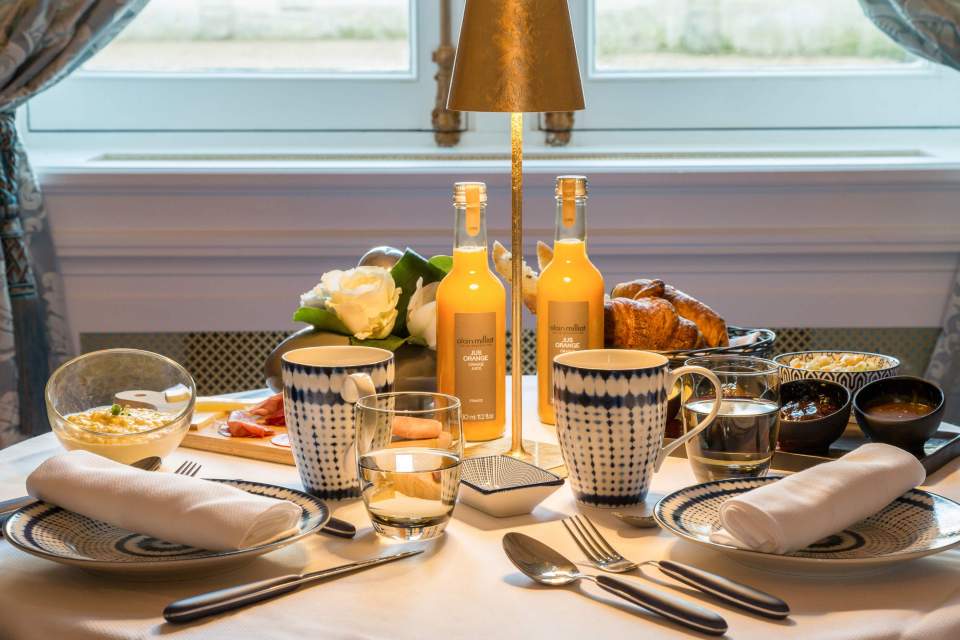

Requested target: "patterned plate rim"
[
  {"left": 2, "top": 479, "right": 330, "bottom": 566},
  {"left": 653, "top": 477, "right": 960, "bottom": 565}
]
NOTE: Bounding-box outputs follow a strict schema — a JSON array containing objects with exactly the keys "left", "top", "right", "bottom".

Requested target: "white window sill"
[{"left": 27, "top": 127, "right": 960, "bottom": 183}]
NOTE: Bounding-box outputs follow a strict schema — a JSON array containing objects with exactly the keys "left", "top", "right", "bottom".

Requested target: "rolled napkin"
[
  {"left": 26, "top": 450, "right": 302, "bottom": 551},
  {"left": 709, "top": 443, "right": 926, "bottom": 554}
]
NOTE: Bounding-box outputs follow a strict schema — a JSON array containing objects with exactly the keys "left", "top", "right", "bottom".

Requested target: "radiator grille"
[{"left": 80, "top": 327, "right": 939, "bottom": 396}]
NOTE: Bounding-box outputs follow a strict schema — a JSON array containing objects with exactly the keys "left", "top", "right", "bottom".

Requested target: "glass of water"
[
  {"left": 681, "top": 356, "right": 780, "bottom": 482},
  {"left": 355, "top": 392, "right": 463, "bottom": 541}
]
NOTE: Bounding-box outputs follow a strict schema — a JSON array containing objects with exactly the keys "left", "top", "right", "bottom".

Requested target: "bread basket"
[{"left": 657, "top": 326, "right": 776, "bottom": 367}]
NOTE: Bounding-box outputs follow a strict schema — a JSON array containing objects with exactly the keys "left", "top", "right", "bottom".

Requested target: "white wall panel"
[{"left": 40, "top": 167, "right": 960, "bottom": 339}]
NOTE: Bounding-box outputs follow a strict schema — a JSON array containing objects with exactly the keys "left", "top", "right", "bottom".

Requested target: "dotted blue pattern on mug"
[
  {"left": 282, "top": 360, "right": 395, "bottom": 500},
  {"left": 553, "top": 362, "right": 668, "bottom": 507}
]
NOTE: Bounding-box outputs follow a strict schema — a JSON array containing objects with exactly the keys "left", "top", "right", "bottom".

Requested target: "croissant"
[
  {"left": 536, "top": 240, "right": 553, "bottom": 272},
  {"left": 492, "top": 240, "right": 538, "bottom": 313},
  {"left": 604, "top": 297, "right": 684, "bottom": 350},
  {"left": 661, "top": 285, "right": 728, "bottom": 348},
  {"left": 611, "top": 278, "right": 665, "bottom": 300},
  {"left": 666, "top": 317, "right": 706, "bottom": 351}
]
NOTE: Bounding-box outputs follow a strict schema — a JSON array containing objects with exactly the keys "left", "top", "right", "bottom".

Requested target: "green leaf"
[
  {"left": 292, "top": 306, "right": 351, "bottom": 335},
  {"left": 350, "top": 334, "right": 409, "bottom": 351},
  {"left": 428, "top": 255, "right": 453, "bottom": 274},
  {"left": 389, "top": 248, "right": 447, "bottom": 337}
]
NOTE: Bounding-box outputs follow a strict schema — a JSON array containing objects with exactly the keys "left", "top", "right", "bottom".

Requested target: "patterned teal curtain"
[
  {"left": 0, "top": 0, "right": 148, "bottom": 448},
  {"left": 859, "top": 0, "right": 960, "bottom": 420}
]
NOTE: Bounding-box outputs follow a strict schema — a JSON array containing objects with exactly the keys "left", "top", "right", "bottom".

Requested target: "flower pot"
[{"left": 264, "top": 327, "right": 436, "bottom": 393}]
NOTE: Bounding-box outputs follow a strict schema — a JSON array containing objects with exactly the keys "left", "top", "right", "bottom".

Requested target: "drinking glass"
[
  {"left": 355, "top": 392, "right": 463, "bottom": 541},
  {"left": 681, "top": 356, "right": 780, "bottom": 482}
]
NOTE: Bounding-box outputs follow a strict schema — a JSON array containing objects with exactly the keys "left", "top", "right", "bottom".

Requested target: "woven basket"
[{"left": 659, "top": 326, "right": 777, "bottom": 368}]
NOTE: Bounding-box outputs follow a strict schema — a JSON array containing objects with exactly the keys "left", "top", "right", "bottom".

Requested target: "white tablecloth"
[{"left": 2, "top": 377, "right": 960, "bottom": 640}]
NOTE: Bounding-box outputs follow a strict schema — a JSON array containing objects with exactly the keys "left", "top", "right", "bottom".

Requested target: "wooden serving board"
[{"left": 182, "top": 414, "right": 295, "bottom": 466}]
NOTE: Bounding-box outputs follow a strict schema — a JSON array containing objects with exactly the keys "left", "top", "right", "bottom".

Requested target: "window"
[
  {"left": 28, "top": 0, "right": 432, "bottom": 132},
  {"left": 84, "top": 0, "right": 412, "bottom": 73},
  {"left": 575, "top": 0, "right": 960, "bottom": 130},
  {"left": 25, "top": 0, "right": 960, "bottom": 145},
  {"left": 593, "top": 0, "right": 910, "bottom": 72}
]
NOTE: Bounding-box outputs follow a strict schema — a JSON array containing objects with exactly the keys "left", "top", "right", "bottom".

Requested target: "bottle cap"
[
  {"left": 453, "top": 181, "right": 488, "bottom": 204},
  {"left": 555, "top": 175, "right": 588, "bottom": 198}
]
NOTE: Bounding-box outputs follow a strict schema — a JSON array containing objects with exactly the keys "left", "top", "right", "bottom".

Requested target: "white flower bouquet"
[{"left": 293, "top": 248, "right": 450, "bottom": 351}]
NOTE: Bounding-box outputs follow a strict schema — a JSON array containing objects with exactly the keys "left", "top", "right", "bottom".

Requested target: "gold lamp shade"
[{"left": 447, "top": 0, "right": 584, "bottom": 113}]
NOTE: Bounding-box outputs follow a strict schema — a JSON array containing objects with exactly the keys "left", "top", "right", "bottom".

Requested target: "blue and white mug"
[
  {"left": 282, "top": 346, "right": 395, "bottom": 500},
  {"left": 553, "top": 349, "right": 722, "bottom": 507}
]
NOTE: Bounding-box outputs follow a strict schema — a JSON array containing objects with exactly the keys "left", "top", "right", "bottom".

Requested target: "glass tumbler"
[
  {"left": 681, "top": 356, "right": 780, "bottom": 482},
  {"left": 355, "top": 392, "right": 463, "bottom": 541}
]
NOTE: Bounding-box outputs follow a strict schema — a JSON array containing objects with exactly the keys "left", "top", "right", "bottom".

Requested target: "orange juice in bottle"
[
  {"left": 436, "top": 182, "right": 506, "bottom": 441},
  {"left": 537, "top": 175, "right": 604, "bottom": 424}
]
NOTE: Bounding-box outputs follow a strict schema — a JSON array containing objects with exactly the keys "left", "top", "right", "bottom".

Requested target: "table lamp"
[{"left": 447, "top": 0, "right": 585, "bottom": 464}]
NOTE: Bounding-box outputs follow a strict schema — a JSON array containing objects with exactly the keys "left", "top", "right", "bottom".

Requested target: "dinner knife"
[
  {"left": 163, "top": 549, "right": 423, "bottom": 624},
  {"left": 0, "top": 495, "right": 34, "bottom": 516}
]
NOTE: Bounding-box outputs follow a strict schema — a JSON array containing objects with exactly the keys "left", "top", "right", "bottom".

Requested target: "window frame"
[{"left": 22, "top": 0, "right": 960, "bottom": 144}]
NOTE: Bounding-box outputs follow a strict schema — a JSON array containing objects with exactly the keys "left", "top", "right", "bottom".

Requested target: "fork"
[
  {"left": 173, "top": 460, "right": 202, "bottom": 477},
  {"left": 562, "top": 515, "right": 790, "bottom": 619}
]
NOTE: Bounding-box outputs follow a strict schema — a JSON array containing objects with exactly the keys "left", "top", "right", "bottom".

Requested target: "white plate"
[
  {"left": 2, "top": 479, "right": 329, "bottom": 578},
  {"left": 654, "top": 477, "right": 960, "bottom": 575}
]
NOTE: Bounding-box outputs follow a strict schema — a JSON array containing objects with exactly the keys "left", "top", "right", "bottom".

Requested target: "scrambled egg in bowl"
[
  {"left": 55, "top": 404, "right": 191, "bottom": 463},
  {"left": 67, "top": 406, "right": 175, "bottom": 435}
]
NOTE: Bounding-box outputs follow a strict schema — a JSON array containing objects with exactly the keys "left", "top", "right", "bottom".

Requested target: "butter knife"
[{"left": 164, "top": 549, "right": 423, "bottom": 623}]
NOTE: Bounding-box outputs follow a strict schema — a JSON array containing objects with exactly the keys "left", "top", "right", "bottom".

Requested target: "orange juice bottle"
[
  {"left": 537, "top": 175, "right": 605, "bottom": 424},
  {"left": 436, "top": 181, "right": 506, "bottom": 441}
]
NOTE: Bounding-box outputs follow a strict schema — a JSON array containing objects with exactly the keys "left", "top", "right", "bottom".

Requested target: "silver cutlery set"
[
  {"left": 4, "top": 457, "right": 788, "bottom": 633},
  {"left": 501, "top": 515, "right": 788, "bottom": 636},
  {"left": 159, "top": 494, "right": 786, "bottom": 633}
]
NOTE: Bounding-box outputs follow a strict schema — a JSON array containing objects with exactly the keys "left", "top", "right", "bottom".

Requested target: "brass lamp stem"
[{"left": 507, "top": 111, "right": 527, "bottom": 459}]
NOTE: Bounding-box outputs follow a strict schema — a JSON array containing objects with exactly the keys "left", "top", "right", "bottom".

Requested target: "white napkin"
[
  {"left": 26, "top": 450, "right": 302, "bottom": 551},
  {"left": 710, "top": 443, "right": 926, "bottom": 554}
]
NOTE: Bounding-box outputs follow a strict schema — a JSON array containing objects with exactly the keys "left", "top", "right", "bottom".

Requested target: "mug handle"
[
  {"left": 341, "top": 372, "right": 377, "bottom": 403},
  {"left": 655, "top": 365, "right": 724, "bottom": 471}
]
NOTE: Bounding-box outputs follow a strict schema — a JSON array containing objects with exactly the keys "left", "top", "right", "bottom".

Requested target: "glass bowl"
[{"left": 45, "top": 349, "right": 196, "bottom": 463}]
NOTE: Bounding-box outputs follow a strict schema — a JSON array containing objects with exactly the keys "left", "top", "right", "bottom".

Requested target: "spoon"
[
  {"left": 0, "top": 455, "right": 162, "bottom": 516},
  {"left": 613, "top": 512, "right": 660, "bottom": 529},
  {"left": 502, "top": 532, "right": 727, "bottom": 636}
]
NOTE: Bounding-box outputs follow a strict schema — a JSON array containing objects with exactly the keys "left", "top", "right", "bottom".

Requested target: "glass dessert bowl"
[{"left": 45, "top": 349, "right": 196, "bottom": 463}]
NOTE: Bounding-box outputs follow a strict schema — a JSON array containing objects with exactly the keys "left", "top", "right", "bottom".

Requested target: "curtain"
[
  {"left": 860, "top": 0, "right": 960, "bottom": 420},
  {"left": 0, "top": 0, "right": 148, "bottom": 448}
]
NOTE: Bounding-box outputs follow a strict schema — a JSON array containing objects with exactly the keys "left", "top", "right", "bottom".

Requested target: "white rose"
[
  {"left": 406, "top": 277, "right": 439, "bottom": 350},
  {"left": 303, "top": 266, "right": 401, "bottom": 340}
]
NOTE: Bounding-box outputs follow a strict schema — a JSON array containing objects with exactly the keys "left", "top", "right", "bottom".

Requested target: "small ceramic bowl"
[
  {"left": 774, "top": 350, "right": 900, "bottom": 394},
  {"left": 777, "top": 379, "right": 851, "bottom": 455},
  {"left": 459, "top": 455, "right": 564, "bottom": 517},
  {"left": 853, "top": 376, "right": 945, "bottom": 453}
]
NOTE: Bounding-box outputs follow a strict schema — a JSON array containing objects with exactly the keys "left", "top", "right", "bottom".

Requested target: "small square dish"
[{"left": 459, "top": 455, "right": 564, "bottom": 517}]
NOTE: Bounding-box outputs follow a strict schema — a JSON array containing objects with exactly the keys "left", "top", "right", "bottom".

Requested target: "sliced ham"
[
  {"left": 226, "top": 410, "right": 275, "bottom": 438},
  {"left": 248, "top": 393, "right": 285, "bottom": 427}
]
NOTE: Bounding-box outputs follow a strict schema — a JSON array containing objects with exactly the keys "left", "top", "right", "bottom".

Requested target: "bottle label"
[
  {"left": 547, "top": 301, "right": 589, "bottom": 405},
  {"left": 454, "top": 312, "right": 497, "bottom": 422},
  {"left": 561, "top": 180, "right": 576, "bottom": 228},
  {"left": 466, "top": 185, "right": 481, "bottom": 236}
]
